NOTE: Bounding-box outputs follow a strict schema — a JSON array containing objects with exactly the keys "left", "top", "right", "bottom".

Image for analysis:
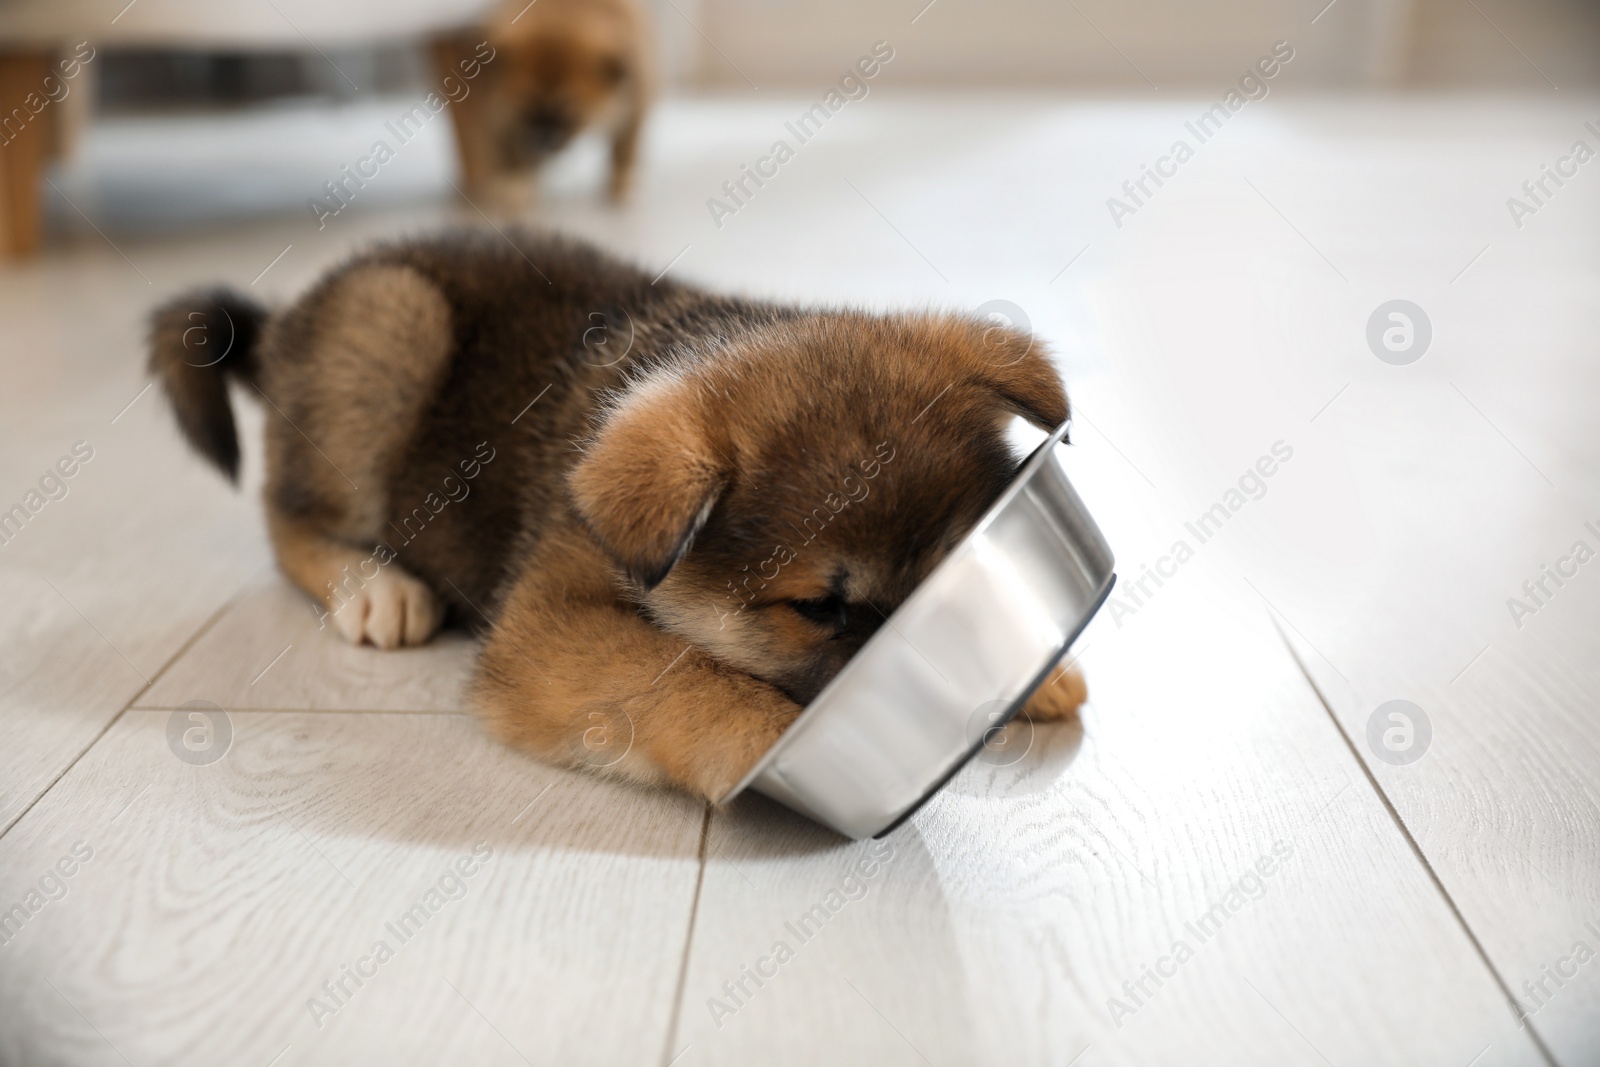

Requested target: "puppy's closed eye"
[{"left": 789, "top": 595, "right": 850, "bottom": 633}]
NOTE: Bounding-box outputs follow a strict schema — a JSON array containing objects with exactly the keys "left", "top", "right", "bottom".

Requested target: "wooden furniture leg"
[{"left": 0, "top": 51, "right": 56, "bottom": 260}]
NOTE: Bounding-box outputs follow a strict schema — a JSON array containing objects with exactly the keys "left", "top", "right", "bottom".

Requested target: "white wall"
[{"left": 648, "top": 0, "right": 1600, "bottom": 90}]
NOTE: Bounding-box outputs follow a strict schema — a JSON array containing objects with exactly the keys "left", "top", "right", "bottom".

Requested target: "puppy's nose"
[
  {"left": 844, "top": 610, "right": 885, "bottom": 647},
  {"left": 523, "top": 108, "right": 575, "bottom": 152}
]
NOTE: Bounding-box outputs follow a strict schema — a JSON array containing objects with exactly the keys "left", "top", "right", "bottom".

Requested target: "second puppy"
[{"left": 434, "top": 0, "right": 652, "bottom": 206}]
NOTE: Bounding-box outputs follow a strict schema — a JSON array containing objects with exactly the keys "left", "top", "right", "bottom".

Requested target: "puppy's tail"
[{"left": 147, "top": 287, "right": 268, "bottom": 484}]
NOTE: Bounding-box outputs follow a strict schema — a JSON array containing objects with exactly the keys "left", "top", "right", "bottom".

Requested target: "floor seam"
[
  {"left": 660, "top": 802, "right": 713, "bottom": 1067},
  {"left": 1269, "top": 613, "right": 1563, "bottom": 1067},
  {"left": 0, "top": 569, "right": 254, "bottom": 842}
]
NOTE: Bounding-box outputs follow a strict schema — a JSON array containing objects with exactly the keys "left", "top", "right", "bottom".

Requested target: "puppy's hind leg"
[{"left": 268, "top": 509, "right": 442, "bottom": 650}]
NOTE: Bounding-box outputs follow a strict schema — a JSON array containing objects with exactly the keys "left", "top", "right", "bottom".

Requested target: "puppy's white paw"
[{"left": 330, "top": 568, "right": 443, "bottom": 650}]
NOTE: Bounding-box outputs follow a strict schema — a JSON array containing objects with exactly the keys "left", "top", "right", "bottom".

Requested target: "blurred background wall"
[{"left": 674, "top": 0, "right": 1600, "bottom": 89}]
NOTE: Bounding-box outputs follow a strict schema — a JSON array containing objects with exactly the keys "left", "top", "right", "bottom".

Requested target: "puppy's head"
[
  {"left": 569, "top": 312, "right": 1068, "bottom": 705},
  {"left": 486, "top": 0, "right": 644, "bottom": 166}
]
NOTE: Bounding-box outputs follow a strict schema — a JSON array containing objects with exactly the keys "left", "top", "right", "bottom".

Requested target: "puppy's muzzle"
[
  {"left": 520, "top": 107, "right": 577, "bottom": 155},
  {"left": 775, "top": 614, "right": 886, "bottom": 706}
]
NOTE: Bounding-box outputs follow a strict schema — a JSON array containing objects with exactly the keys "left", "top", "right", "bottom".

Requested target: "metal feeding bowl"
[{"left": 725, "top": 420, "right": 1116, "bottom": 839}]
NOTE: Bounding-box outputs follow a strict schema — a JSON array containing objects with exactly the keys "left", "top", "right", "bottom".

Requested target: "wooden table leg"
[{"left": 0, "top": 51, "right": 57, "bottom": 261}]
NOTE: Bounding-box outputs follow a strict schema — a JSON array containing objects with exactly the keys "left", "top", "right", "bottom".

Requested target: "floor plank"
[
  {"left": 1268, "top": 403, "right": 1600, "bottom": 1064},
  {"left": 1060, "top": 98, "right": 1600, "bottom": 1065},
  {"left": 0, "top": 391, "right": 263, "bottom": 832},
  {"left": 0, "top": 710, "right": 706, "bottom": 1066},
  {"left": 1003, "top": 95, "right": 1600, "bottom": 1066},
  {"left": 136, "top": 574, "right": 477, "bottom": 713}
]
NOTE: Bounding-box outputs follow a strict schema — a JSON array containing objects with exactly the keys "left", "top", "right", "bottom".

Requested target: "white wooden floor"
[{"left": 2, "top": 88, "right": 1597, "bottom": 1066}]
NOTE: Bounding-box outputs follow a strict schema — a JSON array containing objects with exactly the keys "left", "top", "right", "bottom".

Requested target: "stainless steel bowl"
[{"left": 726, "top": 420, "right": 1115, "bottom": 839}]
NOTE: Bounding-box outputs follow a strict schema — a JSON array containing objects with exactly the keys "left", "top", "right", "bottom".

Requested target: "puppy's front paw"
[
  {"left": 1022, "top": 662, "right": 1087, "bottom": 722},
  {"left": 330, "top": 568, "right": 443, "bottom": 650}
]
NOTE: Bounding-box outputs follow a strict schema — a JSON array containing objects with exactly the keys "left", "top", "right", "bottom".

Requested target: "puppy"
[
  {"left": 433, "top": 0, "right": 652, "bottom": 207},
  {"left": 147, "top": 230, "right": 1086, "bottom": 802}
]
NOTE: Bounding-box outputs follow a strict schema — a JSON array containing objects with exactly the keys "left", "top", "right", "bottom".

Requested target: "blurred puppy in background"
[{"left": 433, "top": 0, "right": 652, "bottom": 208}]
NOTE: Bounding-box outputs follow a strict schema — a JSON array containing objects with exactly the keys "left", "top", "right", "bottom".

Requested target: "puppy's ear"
[
  {"left": 965, "top": 322, "right": 1070, "bottom": 432},
  {"left": 569, "top": 391, "right": 725, "bottom": 590}
]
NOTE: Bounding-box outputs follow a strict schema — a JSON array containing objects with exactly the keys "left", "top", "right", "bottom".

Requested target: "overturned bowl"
[{"left": 725, "top": 420, "right": 1115, "bottom": 839}]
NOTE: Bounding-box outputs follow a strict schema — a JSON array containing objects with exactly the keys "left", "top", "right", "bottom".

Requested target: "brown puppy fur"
[
  {"left": 434, "top": 0, "right": 652, "bottom": 207},
  {"left": 148, "top": 230, "right": 1086, "bottom": 802}
]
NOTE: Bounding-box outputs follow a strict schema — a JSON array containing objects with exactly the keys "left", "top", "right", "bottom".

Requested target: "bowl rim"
[
  {"left": 724, "top": 417, "right": 1097, "bottom": 805},
  {"left": 864, "top": 570, "right": 1115, "bottom": 838}
]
